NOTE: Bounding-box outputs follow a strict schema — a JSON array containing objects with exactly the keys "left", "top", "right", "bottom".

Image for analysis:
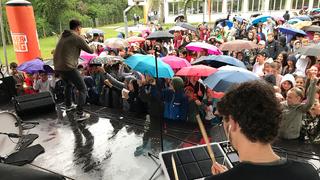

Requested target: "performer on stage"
[
  {"left": 54, "top": 19, "right": 93, "bottom": 121},
  {"left": 206, "top": 80, "right": 319, "bottom": 180}
]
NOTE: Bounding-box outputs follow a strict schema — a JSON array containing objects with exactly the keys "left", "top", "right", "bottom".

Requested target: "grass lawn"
[{"left": 0, "top": 21, "right": 136, "bottom": 65}]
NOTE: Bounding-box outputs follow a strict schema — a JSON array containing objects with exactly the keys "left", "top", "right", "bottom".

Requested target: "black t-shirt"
[{"left": 205, "top": 160, "right": 319, "bottom": 180}]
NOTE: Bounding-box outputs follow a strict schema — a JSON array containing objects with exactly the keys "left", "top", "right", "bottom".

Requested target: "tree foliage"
[{"left": 1, "top": 0, "right": 143, "bottom": 44}]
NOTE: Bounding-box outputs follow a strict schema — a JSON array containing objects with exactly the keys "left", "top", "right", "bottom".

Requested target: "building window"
[
  {"left": 176, "top": 0, "right": 204, "bottom": 15},
  {"left": 211, "top": 0, "right": 223, "bottom": 13},
  {"left": 292, "top": 0, "right": 309, "bottom": 9},
  {"left": 227, "top": 0, "right": 243, "bottom": 12},
  {"left": 269, "top": 0, "right": 285, "bottom": 10},
  {"left": 314, "top": 0, "right": 320, "bottom": 8},
  {"left": 168, "top": 2, "right": 179, "bottom": 15},
  {"left": 248, "top": 0, "right": 263, "bottom": 11}
]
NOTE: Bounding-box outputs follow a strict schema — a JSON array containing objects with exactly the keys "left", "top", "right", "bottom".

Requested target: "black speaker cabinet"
[
  {"left": 14, "top": 92, "right": 56, "bottom": 117},
  {"left": 0, "top": 76, "right": 16, "bottom": 105}
]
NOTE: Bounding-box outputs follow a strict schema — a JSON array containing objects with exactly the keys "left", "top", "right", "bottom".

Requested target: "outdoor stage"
[{"left": 0, "top": 103, "right": 319, "bottom": 180}]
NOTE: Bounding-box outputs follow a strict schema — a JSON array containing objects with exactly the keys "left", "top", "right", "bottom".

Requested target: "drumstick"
[
  {"left": 196, "top": 114, "right": 216, "bottom": 164},
  {"left": 171, "top": 154, "right": 179, "bottom": 180}
]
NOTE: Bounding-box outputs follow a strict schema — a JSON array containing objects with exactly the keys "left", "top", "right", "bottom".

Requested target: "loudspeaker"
[
  {"left": 0, "top": 76, "right": 16, "bottom": 105},
  {"left": 14, "top": 92, "right": 55, "bottom": 117}
]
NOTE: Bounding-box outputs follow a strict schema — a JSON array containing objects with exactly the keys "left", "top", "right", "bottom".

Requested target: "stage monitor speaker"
[
  {"left": 14, "top": 92, "right": 55, "bottom": 117},
  {"left": 0, "top": 76, "right": 16, "bottom": 105}
]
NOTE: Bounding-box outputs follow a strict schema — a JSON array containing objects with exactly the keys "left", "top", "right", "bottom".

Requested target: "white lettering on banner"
[{"left": 11, "top": 33, "right": 28, "bottom": 53}]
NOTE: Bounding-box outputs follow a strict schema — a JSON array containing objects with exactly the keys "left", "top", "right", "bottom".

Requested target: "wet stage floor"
[{"left": 0, "top": 103, "right": 319, "bottom": 180}]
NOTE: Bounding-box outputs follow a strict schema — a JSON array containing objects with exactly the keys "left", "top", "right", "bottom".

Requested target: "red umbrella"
[
  {"left": 176, "top": 65, "right": 217, "bottom": 77},
  {"left": 126, "top": 36, "right": 145, "bottom": 43},
  {"left": 161, "top": 56, "right": 191, "bottom": 69}
]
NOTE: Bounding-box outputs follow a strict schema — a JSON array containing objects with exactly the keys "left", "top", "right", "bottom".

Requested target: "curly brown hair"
[{"left": 217, "top": 80, "right": 282, "bottom": 144}]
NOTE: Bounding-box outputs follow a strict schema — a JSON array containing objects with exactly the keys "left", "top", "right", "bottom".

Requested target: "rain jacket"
[{"left": 54, "top": 30, "right": 93, "bottom": 71}]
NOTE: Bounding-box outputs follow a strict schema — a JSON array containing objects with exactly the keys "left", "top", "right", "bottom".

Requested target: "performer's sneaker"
[
  {"left": 66, "top": 104, "right": 77, "bottom": 112},
  {"left": 74, "top": 112, "right": 90, "bottom": 121}
]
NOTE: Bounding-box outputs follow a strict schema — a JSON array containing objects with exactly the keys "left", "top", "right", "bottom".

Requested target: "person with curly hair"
[{"left": 205, "top": 81, "right": 319, "bottom": 180}]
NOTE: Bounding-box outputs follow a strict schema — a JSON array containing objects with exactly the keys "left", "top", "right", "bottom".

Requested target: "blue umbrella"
[
  {"left": 294, "top": 15, "right": 311, "bottom": 21},
  {"left": 204, "top": 66, "right": 259, "bottom": 92},
  {"left": 251, "top": 15, "right": 271, "bottom": 25},
  {"left": 192, "top": 55, "right": 246, "bottom": 69},
  {"left": 87, "top": 28, "right": 105, "bottom": 35},
  {"left": 287, "top": 18, "right": 302, "bottom": 24},
  {"left": 278, "top": 26, "right": 306, "bottom": 36},
  {"left": 17, "top": 58, "right": 45, "bottom": 74},
  {"left": 125, "top": 54, "right": 174, "bottom": 78},
  {"left": 234, "top": 16, "right": 244, "bottom": 23}
]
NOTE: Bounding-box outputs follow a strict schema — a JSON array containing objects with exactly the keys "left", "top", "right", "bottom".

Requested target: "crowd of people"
[{"left": 9, "top": 10, "right": 320, "bottom": 148}]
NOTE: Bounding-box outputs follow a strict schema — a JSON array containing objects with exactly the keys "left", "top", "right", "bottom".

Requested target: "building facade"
[{"left": 163, "top": 0, "right": 320, "bottom": 23}]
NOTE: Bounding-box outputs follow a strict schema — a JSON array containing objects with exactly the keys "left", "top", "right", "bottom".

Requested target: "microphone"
[{"left": 0, "top": 132, "right": 21, "bottom": 138}]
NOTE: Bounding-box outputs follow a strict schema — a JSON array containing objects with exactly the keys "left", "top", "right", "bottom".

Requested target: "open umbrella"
[
  {"left": 186, "top": 42, "right": 222, "bottom": 55},
  {"left": 161, "top": 56, "right": 191, "bottom": 69},
  {"left": 104, "top": 38, "right": 129, "bottom": 49},
  {"left": 125, "top": 54, "right": 174, "bottom": 78},
  {"left": 176, "top": 65, "right": 217, "bottom": 77},
  {"left": 87, "top": 28, "right": 105, "bottom": 35},
  {"left": 294, "top": 15, "right": 312, "bottom": 21},
  {"left": 17, "top": 58, "right": 53, "bottom": 74},
  {"left": 292, "top": 21, "right": 312, "bottom": 29},
  {"left": 204, "top": 66, "right": 259, "bottom": 92},
  {"left": 302, "top": 25, "right": 320, "bottom": 32},
  {"left": 251, "top": 15, "right": 271, "bottom": 25},
  {"left": 219, "top": 40, "right": 258, "bottom": 52},
  {"left": 278, "top": 26, "right": 307, "bottom": 36},
  {"left": 80, "top": 51, "right": 97, "bottom": 61},
  {"left": 288, "top": 18, "right": 302, "bottom": 24},
  {"left": 90, "top": 56, "right": 123, "bottom": 65},
  {"left": 126, "top": 36, "right": 145, "bottom": 43},
  {"left": 297, "top": 44, "right": 320, "bottom": 56},
  {"left": 191, "top": 55, "right": 246, "bottom": 69},
  {"left": 146, "top": 31, "right": 174, "bottom": 40},
  {"left": 176, "top": 22, "right": 198, "bottom": 32},
  {"left": 169, "top": 26, "right": 186, "bottom": 33}
]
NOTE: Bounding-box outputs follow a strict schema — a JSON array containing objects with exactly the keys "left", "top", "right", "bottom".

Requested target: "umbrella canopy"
[
  {"left": 273, "top": 16, "right": 285, "bottom": 22},
  {"left": 251, "top": 15, "right": 271, "bottom": 25},
  {"left": 293, "top": 15, "right": 312, "bottom": 21},
  {"left": 204, "top": 66, "right": 259, "bottom": 92},
  {"left": 288, "top": 18, "right": 302, "bottom": 24},
  {"left": 297, "top": 45, "right": 320, "bottom": 56},
  {"left": 191, "top": 55, "right": 246, "bottom": 69},
  {"left": 302, "top": 25, "right": 320, "bottom": 32},
  {"left": 17, "top": 58, "right": 53, "bottom": 74},
  {"left": 186, "top": 42, "right": 222, "bottom": 55},
  {"left": 161, "top": 56, "right": 191, "bottom": 69},
  {"left": 176, "top": 22, "right": 198, "bottom": 32},
  {"left": 176, "top": 65, "right": 217, "bottom": 77},
  {"left": 125, "top": 54, "right": 174, "bottom": 78},
  {"left": 146, "top": 31, "right": 174, "bottom": 40},
  {"left": 104, "top": 38, "right": 129, "bottom": 49},
  {"left": 234, "top": 16, "right": 244, "bottom": 22},
  {"left": 292, "top": 21, "right": 312, "bottom": 29},
  {"left": 126, "top": 36, "right": 145, "bottom": 43},
  {"left": 169, "top": 26, "right": 186, "bottom": 33},
  {"left": 87, "top": 28, "right": 105, "bottom": 35},
  {"left": 80, "top": 51, "right": 97, "bottom": 61},
  {"left": 278, "top": 26, "right": 307, "bottom": 36},
  {"left": 90, "top": 56, "right": 123, "bottom": 65},
  {"left": 219, "top": 40, "right": 258, "bottom": 51}
]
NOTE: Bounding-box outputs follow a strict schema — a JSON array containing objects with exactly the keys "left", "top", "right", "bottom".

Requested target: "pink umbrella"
[
  {"left": 161, "top": 56, "right": 191, "bottom": 69},
  {"left": 80, "top": 51, "right": 97, "bottom": 66},
  {"left": 186, "top": 42, "right": 222, "bottom": 55},
  {"left": 176, "top": 65, "right": 217, "bottom": 77}
]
